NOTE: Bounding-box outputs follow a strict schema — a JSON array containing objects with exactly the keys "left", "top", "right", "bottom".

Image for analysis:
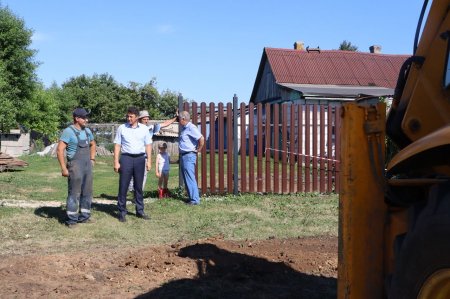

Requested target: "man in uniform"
[{"left": 57, "top": 108, "right": 96, "bottom": 228}]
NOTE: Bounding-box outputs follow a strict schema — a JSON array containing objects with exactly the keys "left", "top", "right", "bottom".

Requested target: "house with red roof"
[{"left": 250, "top": 43, "right": 410, "bottom": 105}]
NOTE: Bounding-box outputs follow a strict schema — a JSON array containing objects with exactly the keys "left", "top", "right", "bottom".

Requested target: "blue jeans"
[{"left": 180, "top": 153, "right": 200, "bottom": 203}]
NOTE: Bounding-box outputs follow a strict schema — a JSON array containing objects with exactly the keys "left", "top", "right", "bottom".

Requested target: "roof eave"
[{"left": 279, "top": 83, "right": 394, "bottom": 98}]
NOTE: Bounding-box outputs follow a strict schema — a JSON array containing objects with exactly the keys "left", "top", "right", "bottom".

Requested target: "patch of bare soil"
[{"left": 0, "top": 236, "right": 337, "bottom": 299}]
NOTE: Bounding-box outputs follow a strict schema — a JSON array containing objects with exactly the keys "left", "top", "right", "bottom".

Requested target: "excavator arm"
[{"left": 338, "top": 0, "right": 450, "bottom": 298}]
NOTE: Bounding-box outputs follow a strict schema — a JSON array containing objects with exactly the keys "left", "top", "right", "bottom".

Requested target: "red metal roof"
[{"left": 264, "top": 47, "right": 409, "bottom": 88}]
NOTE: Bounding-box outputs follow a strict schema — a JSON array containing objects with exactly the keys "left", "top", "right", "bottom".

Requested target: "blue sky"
[{"left": 2, "top": 0, "right": 424, "bottom": 104}]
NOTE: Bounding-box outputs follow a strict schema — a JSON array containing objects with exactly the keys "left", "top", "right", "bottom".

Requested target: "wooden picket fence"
[{"left": 180, "top": 98, "right": 341, "bottom": 195}]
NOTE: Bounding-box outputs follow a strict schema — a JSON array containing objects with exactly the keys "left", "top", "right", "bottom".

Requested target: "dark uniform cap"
[{"left": 73, "top": 108, "right": 89, "bottom": 117}]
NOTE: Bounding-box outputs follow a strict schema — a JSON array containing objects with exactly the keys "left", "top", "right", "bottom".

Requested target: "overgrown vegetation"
[{"left": 0, "top": 155, "right": 338, "bottom": 255}]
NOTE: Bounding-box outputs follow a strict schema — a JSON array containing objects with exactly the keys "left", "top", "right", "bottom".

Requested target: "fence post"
[
  {"left": 233, "top": 94, "right": 239, "bottom": 195},
  {"left": 178, "top": 94, "right": 184, "bottom": 188}
]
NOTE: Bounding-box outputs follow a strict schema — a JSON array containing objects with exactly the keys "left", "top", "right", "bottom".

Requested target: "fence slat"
[
  {"left": 248, "top": 103, "right": 255, "bottom": 193},
  {"left": 191, "top": 103, "right": 199, "bottom": 185},
  {"left": 320, "top": 105, "right": 326, "bottom": 193},
  {"left": 273, "top": 104, "right": 280, "bottom": 194},
  {"left": 200, "top": 103, "right": 207, "bottom": 194},
  {"left": 257, "top": 104, "right": 264, "bottom": 192},
  {"left": 327, "top": 105, "right": 333, "bottom": 193},
  {"left": 281, "top": 104, "right": 288, "bottom": 193},
  {"left": 209, "top": 102, "right": 216, "bottom": 194},
  {"left": 305, "top": 105, "right": 311, "bottom": 192},
  {"left": 312, "top": 104, "right": 318, "bottom": 192},
  {"left": 297, "top": 105, "right": 303, "bottom": 192},
  {"left": 265, "top": 103, "right": 271, "bottom": 193},
  {"left": 240, "top": 102, "right": 247, "bottom": 193},
  {"left": 289, "top": 105, "right": 295, "bottom": 193},
  {"left": 218, "top": 103, "right": 225, "bottom": 193},
  {"left": 335, "top": 107, "right": 341, "bottom": 193},
  {"left": 227, "top": 102, "right": 233, "bottom": 193}
]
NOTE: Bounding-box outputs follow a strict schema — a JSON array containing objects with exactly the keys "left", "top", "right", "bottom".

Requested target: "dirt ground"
[{"left": 0, "top": 236, "right": 337, "bottom": 299}]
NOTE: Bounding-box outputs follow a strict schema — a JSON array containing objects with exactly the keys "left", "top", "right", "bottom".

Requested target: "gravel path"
[{"left": 0, "top": 198, "right": 156, "bottom": 208}]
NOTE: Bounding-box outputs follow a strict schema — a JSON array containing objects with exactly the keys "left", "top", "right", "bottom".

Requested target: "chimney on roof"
[
  {"left": 369, "top": 45, "right": 382, "bottom": 54},
  {"left": 294, "top": 41, "right": 304, "bottom": 51}
]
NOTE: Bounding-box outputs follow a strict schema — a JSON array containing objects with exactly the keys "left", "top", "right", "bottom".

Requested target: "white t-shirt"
[{"left": 157, "top": 152, "right": 170, "bottom": 172}]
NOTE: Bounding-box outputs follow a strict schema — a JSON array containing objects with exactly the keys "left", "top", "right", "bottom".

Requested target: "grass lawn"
[{"left": 0, "top": 155, "right": 338, "bottom": 255}]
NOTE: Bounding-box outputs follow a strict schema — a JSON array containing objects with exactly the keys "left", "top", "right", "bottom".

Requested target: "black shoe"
[
  {"left": 118, "top": 215, "right": 127, "bottom": 222},
  {"left": 136, "top": 213, "right": 150, "bottom": 220},
  {"left": 185, "top": 201, "right": 199, "bottom": 206}
]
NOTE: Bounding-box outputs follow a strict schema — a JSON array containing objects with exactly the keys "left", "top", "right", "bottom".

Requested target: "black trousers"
[{"left": 117, "top": 154, "right": 146, "bottom": 216}]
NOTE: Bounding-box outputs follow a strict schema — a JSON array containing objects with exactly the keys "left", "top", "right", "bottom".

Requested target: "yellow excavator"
[{"left": 338, "top": 0, "right": 450, "bottom": 298}]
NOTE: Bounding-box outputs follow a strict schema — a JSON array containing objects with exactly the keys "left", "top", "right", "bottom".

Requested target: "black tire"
[{"left": 388, "top": 182, "right": 450, "bottom": 299}]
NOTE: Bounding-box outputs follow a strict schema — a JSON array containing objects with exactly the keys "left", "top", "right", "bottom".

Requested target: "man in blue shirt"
[
  {"left": 178, "top": 111, "right": 204, "bottom": 205},
  {"left": 114, "top": 107, "right": 152, "bottom": 222},
  {"left": 57, "top": 108, "right": 96, "bottom": 228}
]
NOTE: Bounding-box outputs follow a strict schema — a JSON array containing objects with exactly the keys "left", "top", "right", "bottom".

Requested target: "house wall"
[
  {"left": 254, "top": 62, "right": 281, "bottom": 104},
  {"left": 0, "top": 130, "right": 30, "bottom": 157}
]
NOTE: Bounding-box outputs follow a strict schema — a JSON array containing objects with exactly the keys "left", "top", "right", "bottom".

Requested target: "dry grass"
[{"left": 0, "top": 156, "right": 339, "bottom": 255}]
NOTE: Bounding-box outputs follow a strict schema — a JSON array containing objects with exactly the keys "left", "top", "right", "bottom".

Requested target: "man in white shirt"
[{"left": 113, "top": 107, "right": 152, "bottom": 222}]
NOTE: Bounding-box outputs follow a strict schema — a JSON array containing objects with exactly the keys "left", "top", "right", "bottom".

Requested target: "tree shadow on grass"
[
  {"left": 136, "top": 243, "right": 337, "bottom": 299},
  {"left": 34, "top": 202, "right": 119, "bottom": 222},
  {"left": 91, "top": 202, "right": 117, "bottom": 218},
  {"left": 99, "top": 193, "right": 117, "bottom": 200},
  {"left": 99, "top": 191, "right": 156, "bottom": 200},
  {"left": 0, "top": 168, "right": 26, "bottom": 173},
  {"left": 34, "top": 206, "right": 66, "bottom": 224}
]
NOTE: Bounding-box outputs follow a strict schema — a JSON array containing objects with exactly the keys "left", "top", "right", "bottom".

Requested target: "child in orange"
[{"left": 155, "top": 143, "right": 171, "bottom": 198}]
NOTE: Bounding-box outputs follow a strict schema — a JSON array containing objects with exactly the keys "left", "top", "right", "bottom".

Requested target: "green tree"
[
  {"left": 136, "top": 80, "right": 160, "bottom": 118},
  {"left": 59, "top": 74, "right": 176, "bottom": 123},
  {"left": 339, "top": 40, "right": 358, "bottom": 51},
  {"left": 159, "top": 89, "right": 178, "bottom": 118},
  {"left": 0, "top": 6, "right": 38, "bottom": 131},
  {"left": 127, "top": 79, "right": 177, "bottom": 119},
  {"left": 61, "top": 73, "right": 133, "bottom": 123},
  {"left": 21, "top": 83, "right": 60, "bottom": 141},
  {"left": 46, "top": 81, "right": 75, "bottom": 128},
  {"left": 0, "top": 61, "right": 15, "bottom": 132}
]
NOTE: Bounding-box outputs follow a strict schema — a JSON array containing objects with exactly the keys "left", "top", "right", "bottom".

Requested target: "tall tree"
[
  {"left": 0, "top": 6, "right": 38, "bottom": 131},
  {"left": 21, "top": 83, "right": 60, "bottom": 141},
  {"left": 59, "top": 74, "right": 177, "bottom": 123},
  {"left": 159, "top": 89, "right": 179, "bottom": 118},
  {"left": 61, "top": 73, "right": 136, "bottom": 123},
  {"left": 46, "top": 81, "right": 76, "bottom": 128},
  {"left": 0, "top": 61, "right": 15, "bottom": 133},
  {"left": 137, "top": 80, "right": 160, "bottom": 118},
  {"left": 339, "top": 40, "right": 358, "bottom": 51},
  {"left": 127, "top": 79, "right": 174, "bottom": 119}
]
